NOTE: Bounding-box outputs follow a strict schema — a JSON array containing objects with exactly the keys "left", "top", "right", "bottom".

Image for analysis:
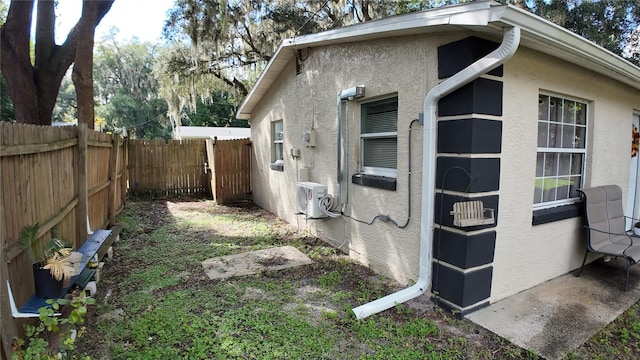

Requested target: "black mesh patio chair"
[{"left": 577, "top": 185, "right": 640, "bottom": 290}]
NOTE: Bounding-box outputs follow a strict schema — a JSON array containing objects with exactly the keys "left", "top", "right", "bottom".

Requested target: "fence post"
[
  {"left": 121, "top": 139, "right": 128, "bottom": 203},
  {"left": 107, "top": 134, "right": 119, "bottom": 226},
  {"left": 213, "top": 137, "right": 225, "bottom": 204},
  {"left": 1, "top": 215, "right": 16, "bottom": 360},
  {"left": 0, "top": 152, "right": 10, "bottom": 358},
  {"left": 76, "top": 124, "right": 88, "bottom": 247},
  {"left": 205, "top": 138, "right": 215, "bottom": 200},
  {"left": 244, "top": 138, "right": 252, "bottom": 201}
]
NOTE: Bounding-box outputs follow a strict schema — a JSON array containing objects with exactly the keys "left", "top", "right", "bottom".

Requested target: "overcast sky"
[{"left": 45, "top": 0, "right": 175, "bottom": 43}]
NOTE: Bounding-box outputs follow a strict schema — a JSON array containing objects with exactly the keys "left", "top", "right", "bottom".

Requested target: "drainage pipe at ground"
[{"left": 352, "top": 26, "right": 521, "bottom": 320}]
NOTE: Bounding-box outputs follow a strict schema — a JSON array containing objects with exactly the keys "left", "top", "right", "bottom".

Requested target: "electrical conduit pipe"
[
  {"left": 337, "top": 86, "right": 365, "bottom": 206},
  {"left": 352, "top": 26, "right": 521, "bottom": 319}
]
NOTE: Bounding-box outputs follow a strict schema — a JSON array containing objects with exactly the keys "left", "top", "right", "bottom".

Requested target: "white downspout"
[{"left": 352, "top": 26, "right": 520, "bottom": 320}]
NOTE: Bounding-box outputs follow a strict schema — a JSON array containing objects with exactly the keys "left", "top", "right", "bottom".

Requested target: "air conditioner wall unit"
[{"left": 295, "top": 182, "right": 328, "bottom": 219}]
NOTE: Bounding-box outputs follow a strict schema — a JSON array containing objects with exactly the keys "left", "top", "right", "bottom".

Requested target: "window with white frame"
[
  {"left": 534, "top": 94, "right": 587, "bottom": 208},
  {"left": 272, "top": 120, "right": 283, "bottom": 167},
  {"left": 360, "top": 97, "right": 398, "bottom": 178}
]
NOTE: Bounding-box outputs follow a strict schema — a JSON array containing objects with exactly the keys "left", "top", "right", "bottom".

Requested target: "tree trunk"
[
  {"left": 0, "top": 0, "right": 114, "bottom": 126},
  {"left": 0, "top": 0, "right": 39, "bottom": 124},
  {"left": 361, "top": 0, "right": 372, "bottom": 22},
  {"left": 73, "top": 1, "right": 99, "bottom": 129}
]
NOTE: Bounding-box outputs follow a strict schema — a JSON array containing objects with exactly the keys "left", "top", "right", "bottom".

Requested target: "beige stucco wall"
[
  {"left": 495, "top": 46, "right": 640, "bottom": 302},
  {"left": 249, "top": 31, "right": 640, "bottom": 300},
  {"left": 250, "top": 33, "right": 466, "bottom": 285}
]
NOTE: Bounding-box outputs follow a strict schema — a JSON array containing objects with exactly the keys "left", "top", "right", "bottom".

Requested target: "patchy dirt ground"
[{"left": 73, "top": 197, "right": 636, "bottom": 359}]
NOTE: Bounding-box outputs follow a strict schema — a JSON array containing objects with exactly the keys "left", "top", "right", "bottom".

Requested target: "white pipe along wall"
[
  {"left": 337, "top": 86, "right": 365, "bottom": 206},
  {"left": 352, "top": 26, "right": 521, "bottom": 319}
]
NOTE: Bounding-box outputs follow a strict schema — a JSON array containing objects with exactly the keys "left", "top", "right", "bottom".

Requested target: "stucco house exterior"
[{"left": 237, "top": 1, "right": 640, "bottom": 317}]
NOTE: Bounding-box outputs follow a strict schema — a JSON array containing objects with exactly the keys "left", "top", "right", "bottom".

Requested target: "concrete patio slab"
[
  {"left": 201, "top": 246, "right": 313, "bottom": 279},
  {"left": 467, "top": 258, "right": 640, "bottom": 359}
]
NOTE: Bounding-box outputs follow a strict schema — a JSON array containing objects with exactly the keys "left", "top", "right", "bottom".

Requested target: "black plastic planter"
[{"left": 33, "top": 263, "right": 63, "bottom": 298}]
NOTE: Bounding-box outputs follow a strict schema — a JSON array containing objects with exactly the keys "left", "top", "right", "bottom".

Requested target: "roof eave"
[
  {"left": 497, "top": 6, "right": 640, "bottom": 92},
  {"left": 237, "top": 2, "right": 640, "bottom": 120},
  {"left": 237, "top": 44, "right": 289, "bottom": 119},
  {"left": 236, "top": 1, "right": 497, "bottom": 119}
]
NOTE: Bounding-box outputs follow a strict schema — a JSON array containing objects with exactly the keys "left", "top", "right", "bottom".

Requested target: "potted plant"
[
  {"left": 634, "top": 222, "right": 640, "bottom": 236},
  {"left": 18, "top": 224, "right": 76, "bottom": 298}
]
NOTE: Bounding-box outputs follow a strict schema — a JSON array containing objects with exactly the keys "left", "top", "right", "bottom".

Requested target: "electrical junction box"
[{"left": 303, "top": 130, "right": 316, "bottom": 147}]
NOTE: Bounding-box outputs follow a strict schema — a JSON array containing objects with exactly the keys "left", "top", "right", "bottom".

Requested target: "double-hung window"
[
  {"left": 360, "top": 97, "right": 398, "bottom": 178},
  {"left": 271, "top": 120, "right": 284, "bottom": 170},
  {"left": 534, "top": 94, "right": 587, "bottom": 208}
]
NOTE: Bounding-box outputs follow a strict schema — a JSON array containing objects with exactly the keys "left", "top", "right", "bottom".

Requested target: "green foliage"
[
  {"left": 74, "top": 199, "right": 640, "bottom": 359},
  {"left": 92, "top": 34, "right": 244, "bottom": 139},
  {"left": 18, "top": 224, "right": 69, "bottom": 263},
  {"left": 318, "top": 270, "right": 343, "bottom": 289},
  {"left": 395, "top": 318, "right": 438, "bottom": 337},
  {"left": 160, "top": 0, "right": 440, "bottom": 103},
  {"left": 1, "top": 0, "right": 113, "bottom": 126},
  {"left": 17, "top": 224, "right": 41, "bottom": 263},
  {"left": 626, "top": 28, "right": 640, "bottom": 66},
  {"left": 52, "top": 76, "right": 77, "bottom": 124},
  {"left": 154, "top": 42, "right": 249, "bottom": 132},
  {"left": 505, "top": 0, "right": 639, "bottom": 61},
  {"left": 18, "top": 223, "right": 76, "bottom": 281},
  {"left": 1, "top": 74, "right": 14, "bottom": 121},
  {"left": 158, "top": 0, "right": 639, "bottom": 139},
  {"left": 75, "top": 199, "right": 543, "bottom": 359},
  {"left": 571, "top": 303, "right": 640, "bottom": 359},
  {"left": 160, "top": 0, "right": 430, "bottom": 125},
  {"left": 12, "top": 293, "right": 95, "bottom": 360},
  {"left": 93, "top": 36, "right": 171, "bottom": 139},
  {"left": 182, "top": 91, "right": 248, "bottom": 128},
  {"left": 0, "top": 0, "right": 9, "bottom": 25}
]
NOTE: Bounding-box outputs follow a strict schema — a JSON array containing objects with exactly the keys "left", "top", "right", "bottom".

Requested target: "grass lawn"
[{"left": 73, "top": 198, "right": 640, "bottom": 359}]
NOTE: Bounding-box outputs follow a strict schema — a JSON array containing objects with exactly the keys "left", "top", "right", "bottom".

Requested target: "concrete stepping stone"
[{"left": 201, "top": 246, "right": 313, "bottom": 280}]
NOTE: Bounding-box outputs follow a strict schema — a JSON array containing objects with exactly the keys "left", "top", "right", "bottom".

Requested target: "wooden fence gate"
[
  {"left": 127, "top": 139, "right": 209, "bottom": 195},
  {"left": 127, "top": 138, "right": 251, "bottom": 203},
  {"left": 206, "top": 138, "right": 252, "bottom": 204}
]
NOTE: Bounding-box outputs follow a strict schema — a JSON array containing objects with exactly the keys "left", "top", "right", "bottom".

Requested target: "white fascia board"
[
  {"left": 237, "top": 1, "right": 495, "bottom": 119},
  {"left": 496, "top": 6, "right": 640, "bottom": 91},
  {"left": 289, "top": 2, "right": 493, "bottom": 47},
  {"left": 237, "top": 1, "right": 640, "bottom": 120},
  {"left": 237, "top": 45, "right": 290, "bottom": 119}
]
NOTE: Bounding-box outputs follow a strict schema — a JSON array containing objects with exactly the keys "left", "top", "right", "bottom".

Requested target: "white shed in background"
[{"left": 174, "top": 126, "right": 251, "bottom": 140}]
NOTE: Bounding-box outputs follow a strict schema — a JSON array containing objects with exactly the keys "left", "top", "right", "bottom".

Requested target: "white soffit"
[
  {"left": 497, "top": 5, "right": 640, "bottom": 92},
  {"left": 237, "top": 2, "right": 640, "bottom": 119}
]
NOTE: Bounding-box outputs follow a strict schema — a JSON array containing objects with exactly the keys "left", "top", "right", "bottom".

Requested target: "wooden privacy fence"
[
  {"left": 206, "top": 138, "right": 252, "bottom": 204},
  {"left": 2, "top": 131, "right": 250, "bottom": 357},
  {"left": 128, "top": 138, "right": 252, "bottom": 204},
  {"left": 0, "top": 122, "right": 126, "bottom": 357},
  {"left": 127, "top": 139, "right": 208, "bottom": 195}
]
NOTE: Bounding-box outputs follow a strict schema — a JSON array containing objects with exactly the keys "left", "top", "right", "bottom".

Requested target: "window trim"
[
  {"left": 359, "top": 96, "right": 398, "bottom": 179},
  {"left": 533, "top": 93, "right": 589, "bottom": 210},
  {"left": 532, "top": 202, "right": 583, "bottom": 225},
  {"left": 271, "top": 120, "right": 284, "bottom": 171}
]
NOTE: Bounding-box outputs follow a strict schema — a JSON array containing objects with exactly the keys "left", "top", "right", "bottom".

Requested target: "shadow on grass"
[{"left": 75, "top": 197, "right": 541, "bottom": 360}]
